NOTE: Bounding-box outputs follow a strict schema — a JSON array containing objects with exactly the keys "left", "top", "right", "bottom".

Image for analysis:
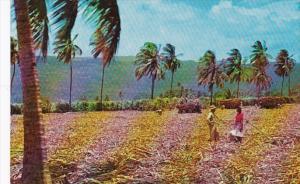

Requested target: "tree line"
[{"left": 134, "top": 41, "right": 296, "bottom": 105}]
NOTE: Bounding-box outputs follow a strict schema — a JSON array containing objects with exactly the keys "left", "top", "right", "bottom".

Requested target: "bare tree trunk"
[
  {"left": 257, "top": 85, "right": 260, "bottom": 99},
  {"left": 210, "top": 85, "right": 214, "bottom": 105},
  {"left": 170, "top": 71, "right": 174, "bottom": 93},
  {"left": 151, "top": 76, "right": 155, "bottom": 99},
  {"left": 100, "top": 65, "right": 105, "bottom": 110},
  {"left": 14, "top": 0, "right": 52, "bottom": 183},
  {"left": 69, "top": 60, "right": 73, "bottom": 111},
  {"left": 11, "top": 63, "right": 16, "bottom": 92},
  {"left": 281, "top": 75, "right": 285, "bottom": 96},
  {"left": 288, "top": 75, "right": 291, "bottom": 96},
  {"left": 237, "top": 79, "right": 240, "bottom": 98}
]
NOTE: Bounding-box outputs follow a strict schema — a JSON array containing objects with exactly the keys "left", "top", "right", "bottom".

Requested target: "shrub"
[
  {"left": 257, "top": 96, "right": 285, "bottom": 108},
  {"left": 74, "top": 101, "right": 89, "bottom": 111},
  {"left": 41, "top": 96, "right": 52, "bottom": 113},
  {"left": 241, "top": 98, "right": 257, "bottom": 106},
  {"left": 11, "top": 104, "right": 22, "bottom": 115},
  {"left": 219, "top": 99, "right": 242, "bottom": 109},
  {"left": 54, "top": 103, "right": 70, "bottom": 113}
]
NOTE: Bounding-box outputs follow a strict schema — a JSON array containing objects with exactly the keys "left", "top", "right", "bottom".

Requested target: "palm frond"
[
  {"left": 27, "top": 0, "right": 49, "bottom": 60},
  {"left": 52, "top": 0, "right": 78, "bottom": 45},
  {"left": 84, "top": 0, "right": 121, "bottom": 67}
]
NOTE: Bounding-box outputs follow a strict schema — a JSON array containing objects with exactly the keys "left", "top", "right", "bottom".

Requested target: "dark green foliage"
[
  {"left": 41, "top": 96, "right": 52, "bottom": 113},
  {"left": 54, "top": 103, "right": 70, "bottom": 113},
  {"left": 11, "top": 104, "right": 22, "bottom": 115}
]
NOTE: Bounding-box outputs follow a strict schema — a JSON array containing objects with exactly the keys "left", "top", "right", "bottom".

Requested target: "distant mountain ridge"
[{"left": 11, "top": 56, "right": 300, "bottom": 103}]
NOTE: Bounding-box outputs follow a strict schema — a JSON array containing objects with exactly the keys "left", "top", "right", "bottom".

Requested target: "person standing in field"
[
  {"left": 229, "top": 106, "right": 244, "bottom": 142},
  {"left": 207, "top": 105, "right": 219, "bottom": 141}
]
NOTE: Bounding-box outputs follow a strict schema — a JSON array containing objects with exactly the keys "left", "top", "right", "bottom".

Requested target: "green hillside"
[{"left": 11, "top": 56, "right": 300, "bottom": 103}]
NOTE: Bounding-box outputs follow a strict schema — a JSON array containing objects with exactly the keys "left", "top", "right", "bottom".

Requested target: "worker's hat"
[{"left": 210, "top": 105, "right": 216, "bottom": 110}]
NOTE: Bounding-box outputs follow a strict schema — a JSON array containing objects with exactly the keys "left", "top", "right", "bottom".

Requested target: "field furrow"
[
  {"left": 75, "top": 111, "right": 174, "bottom": 183},
  {"left": 220, "top": 105, "right": 295, "bottom": 184},
  {"left": 190, "top": 106, "right": 261, "bottom": 183},
  {"left": 10, "top": 113, "right": 81, "bottom": 181},
  {"left": 130, "top": 112, "right": 201, "bottom": 183},
  {"left": 159, "top": 108, "right": 235, "bottom": 183},
  {"left": 47, "top": 111, "right": 115, "bottom": 182},
  {"left": 253, "top": 105, "right": 300, "bottom": 183},
  {"left": 67, "top": 111, "right": 143, "bottom": 183}
]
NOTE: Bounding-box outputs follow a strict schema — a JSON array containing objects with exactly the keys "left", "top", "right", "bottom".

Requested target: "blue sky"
[{"left": 12, "top": 0, "right": 300, "bottom": 62}]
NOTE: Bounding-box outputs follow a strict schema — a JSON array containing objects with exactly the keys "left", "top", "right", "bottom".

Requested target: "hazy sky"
[{"left": 11, "top": 0, "right": 300, "bottom": 62}]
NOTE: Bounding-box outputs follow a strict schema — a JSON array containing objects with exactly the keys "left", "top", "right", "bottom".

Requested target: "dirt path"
[
  {"left": 131, "top": 112, "right": 201, "bottom": 183},
  {"left": 193, "top": 106, "right": 261, "bottom": 183},
  {"left": 253, "top": 105, "right": 300, "bottom": 183},
  {"left": 67, "top": 111, "right": 142, "bottom": 182}
]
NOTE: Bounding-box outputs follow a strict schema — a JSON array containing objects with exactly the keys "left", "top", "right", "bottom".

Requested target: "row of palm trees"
[
  {"left": 134, "top": 42, "right": 182, "bottom": 99},
  {"left": 134, "top": 40, "right": 296, "bottom": 105}
]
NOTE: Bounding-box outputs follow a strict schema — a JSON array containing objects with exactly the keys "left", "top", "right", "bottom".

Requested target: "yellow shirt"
[{"left": 207, "top": 112, "right": 216, "bottom": 125}]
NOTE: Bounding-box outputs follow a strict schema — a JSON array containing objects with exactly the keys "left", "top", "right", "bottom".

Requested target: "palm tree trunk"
[
  {"left": 151, "top": 76, "right": 155, "bottom": 99},
  {"left": 11, "top": 63, "right": 16, "bottom": 92},
  {"left": 281, "top": 76, "right": 285, "bottom": 96},
  {"left": 14, "top": 0, "right": 52, "bottom": 183},
  {"left": 69, "top": 60, "right": 73, "bottom": 111},
  {"left": 210, "top": 85, "right": 214, "bottom": 105},
  {"left": 237, "top": 79, "right": 240, "bottom": 98},
  {"left": 170, "top": 71, "right": 174, "bottom": 93},
  {"left": 288, "top": 75, "right": 291, "bottom": 96},
  {"left": 100, "top": 65, "right": 105, "bottom": 110}
]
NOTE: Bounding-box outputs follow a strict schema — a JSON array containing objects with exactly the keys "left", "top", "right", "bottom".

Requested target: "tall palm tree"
[
  {"left": 135, "top": 42, "right": 164, "bottom": 99},
  {"left": 13, "top": 0, "right": 121, "bottom": 182},
  {"left": 162, "top": 43, "right": 182, "bottom": 93},
  {"left": 53, "top": 35, "right": 82, "bottom": 111},
  {"left": 11, "top": 37, "right": 19, "bottom": 91},
  {"left": 13, "top": 0, "right": 52, "bottom": 183},
  {"left": 84, "top": 0, "right": 121, "bottom": 110},
  {"left": 225, "top": 49, "right": 252, "bottom": 98},
  {"left": 250, "top": 41, "right": 272, "bottom": 97},
  {"left": 197, "top": 50, "right": 227, "bottom": 105},
  {"left": 275, "top": 49, "right": 296, "bottom": 96}
]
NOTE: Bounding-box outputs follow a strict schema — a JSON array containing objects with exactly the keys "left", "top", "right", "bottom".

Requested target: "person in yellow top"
[{"left": 207, "top": 105, "right": 219, "bottom": 141}]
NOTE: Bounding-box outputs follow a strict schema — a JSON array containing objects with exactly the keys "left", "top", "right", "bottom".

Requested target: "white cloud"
[{"left": 210, "top": 0, "right": 300, "bottom": 25}]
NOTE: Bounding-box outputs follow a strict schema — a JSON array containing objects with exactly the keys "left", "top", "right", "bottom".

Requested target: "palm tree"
[
  {"left": 135, "top": 42, "right": 164, "bottom": 99},
  {"left": 85, "top": 0, "right": 121, "bottom": 110},
  {"left": 197, "top": 50, "right": 227, "bottom": 105},
  {"left": 225, "top": 49, "right": 252, "bottom": 98},
  {"left": 162, "top": 43, "right": 182, "bottom": 93},
  {"left": 13, "top": 0, "right": 52, "bottom": 183},
  {"left": 53, "top": 35, "right": 82, "bottom": 111},
  {"left": 250, "top": 41, "right": 272, "bottom": 97},
  {"left": 275, "top": 49, "right": 296, "bottom": 96},
  {"left": 11, "top": 37, "right": 19, "bottom": 91},
  {"left": 13, "top": 0, "right": 121, "bottom": 182}
]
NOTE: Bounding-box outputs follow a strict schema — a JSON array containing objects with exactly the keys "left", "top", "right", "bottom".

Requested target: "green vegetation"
[
  {"left": 135, "top": 42, "right": 165, "bottom": 99},
  {"left": 197, "top": 50, "right": 227, "bottom": 105}
]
